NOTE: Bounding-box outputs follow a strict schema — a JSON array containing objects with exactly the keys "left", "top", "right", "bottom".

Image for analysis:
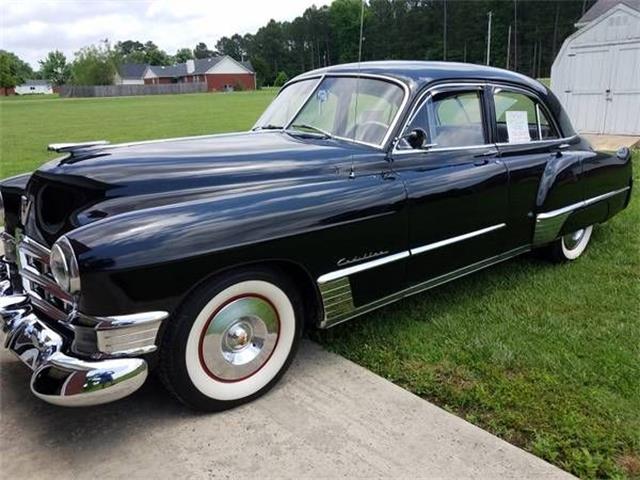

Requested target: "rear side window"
[
  {"left": 401, "top": 90, "right": 486, "bottom": 149},
  {"left": 493, "top": 90, "right": 559, "bottom": 143}
]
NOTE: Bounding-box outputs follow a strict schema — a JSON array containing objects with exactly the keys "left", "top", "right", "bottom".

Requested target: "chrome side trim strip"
[
  {"left": 319, "top": 223, "right": 505, "bottom": 284},
  {"left": 319, "top": 245, "right": 530, "bottom": 328},
  {"left": 410, "top": 223, "right": 505, "bottom": 255},
  {"left": 317, "top": 251, "right": 410, "bottom": 284},
  {"left": 537, "top": 186, "right": 631, "bottom": 220},
  {"left": 533, "top": 186, "right": 630, "bottom": 246}
]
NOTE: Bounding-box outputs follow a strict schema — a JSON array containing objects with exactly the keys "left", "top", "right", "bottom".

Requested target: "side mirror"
[{"left": 399, "top": 128, "right": 436, "bottom": 150}]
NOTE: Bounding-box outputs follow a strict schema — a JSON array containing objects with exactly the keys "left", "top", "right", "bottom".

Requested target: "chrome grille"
[{"left": 18, "top": 236, "right": 73, "bottom": 322}]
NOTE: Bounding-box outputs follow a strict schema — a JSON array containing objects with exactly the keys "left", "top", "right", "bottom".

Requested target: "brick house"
[{"left": 143, "top": 56, "right": 256, "bottom": 91}]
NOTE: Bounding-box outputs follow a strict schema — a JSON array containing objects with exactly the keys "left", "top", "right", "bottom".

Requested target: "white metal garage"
[{"left": 551, "top": 0, "right": 640, "bottom": 135}]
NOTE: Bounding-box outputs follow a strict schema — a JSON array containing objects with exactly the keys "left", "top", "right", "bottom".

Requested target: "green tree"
[
  {"left": 39, "top": 50, "right": 71, "bottom": 86},
  {"left": 0, "top": 50, "right": 34, "bottom": 87},
  {"left": 143, "top": 41, "right": 171, "bottom": 65},
  {"left": 194, "top": 42, "right": 216, "bottom": 59},
  {"left": 216, "top": 34, "right": 245, "bottom": 60},
  {"left": 71, "top": 41, "right": 118, "bottom": 85},
  {"left": 273, "top": 71, "right": 288, "bottom": 87},
  {"left": 0, "top": 53, "right": 17, "bottom": 88},
  {"left": 174, "top": 48, "right": 194, "bottom": 63}
]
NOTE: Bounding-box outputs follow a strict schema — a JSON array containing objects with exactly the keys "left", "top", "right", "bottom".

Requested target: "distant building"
[
  {"left": 115, "top": 63, "right": 148, "bottom": 85},
  {"left": 15, "top": 80, "right": 54, "bottom": 95},
  {"left": 551, "top": 0, "right": 640, "bottom": 135},
  {"left": 143, "top": 56, "right": 256, "bottom": 91}
]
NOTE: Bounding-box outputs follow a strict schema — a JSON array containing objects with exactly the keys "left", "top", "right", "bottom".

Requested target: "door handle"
[
  {"left": 474, "top": 149, "right": 497, "bottom": 165},
  {"left": 476, "top": 149, "right": 498, "bottom": 157}
]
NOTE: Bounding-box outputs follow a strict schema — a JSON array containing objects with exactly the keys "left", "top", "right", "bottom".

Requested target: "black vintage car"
[{"left": 0, "top": 61, "right": 633, "bottom": 410}]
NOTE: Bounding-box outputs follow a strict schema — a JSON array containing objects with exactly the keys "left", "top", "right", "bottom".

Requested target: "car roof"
[{"left": 291, "top": 60, "right": 546, "bottom": 96}]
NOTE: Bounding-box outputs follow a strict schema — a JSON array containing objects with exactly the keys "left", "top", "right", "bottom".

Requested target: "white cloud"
[{"left": 0, "top": 0, "right": 331, "bottom": 68}]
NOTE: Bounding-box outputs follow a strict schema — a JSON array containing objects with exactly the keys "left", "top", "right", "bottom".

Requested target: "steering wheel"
[{"left": 351, "top": 120, "right": 389, "bottom": 143}]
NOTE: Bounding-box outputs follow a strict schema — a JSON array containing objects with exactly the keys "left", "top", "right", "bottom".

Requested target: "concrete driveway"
[{"left": 0, "top": 340, "right": 572, "bottom": 479}]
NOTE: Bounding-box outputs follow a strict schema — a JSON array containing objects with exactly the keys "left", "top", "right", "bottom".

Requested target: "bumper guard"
[{"left": 1, "top": 258, "right": 168, "bottom": 407}]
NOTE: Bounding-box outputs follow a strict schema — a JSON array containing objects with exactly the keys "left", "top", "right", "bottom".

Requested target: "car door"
[
  {"left": 489, "top": 85, "right": 580, "bottom": 250},
  {"left": 391, "top": 84, "right": 509, "bottom": 286}
]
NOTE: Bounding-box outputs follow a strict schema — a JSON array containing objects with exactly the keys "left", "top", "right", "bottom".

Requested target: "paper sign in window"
[{"left": 505, "top": 111, "right": 531, "bottom": 143}]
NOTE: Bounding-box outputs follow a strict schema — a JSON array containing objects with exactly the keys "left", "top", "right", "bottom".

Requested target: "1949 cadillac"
[{"left": 0, "top": 61, "right": 633, "bottom": 411}]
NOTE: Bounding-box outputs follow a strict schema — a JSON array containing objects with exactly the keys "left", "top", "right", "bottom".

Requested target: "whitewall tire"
[
  {"left": 546, "top": 225, "right": 594, "bottom": 262},
  {"left": 159, "top": 267, "right": 302, "bottom": 411}
]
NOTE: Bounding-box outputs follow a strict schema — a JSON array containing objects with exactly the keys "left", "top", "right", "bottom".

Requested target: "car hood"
[{"left": 25, "top": 131, "right": 368, "bottom": 245}]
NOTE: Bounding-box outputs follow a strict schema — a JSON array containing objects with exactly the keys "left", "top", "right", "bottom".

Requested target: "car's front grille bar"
[{"left": 17, "top": 236, "right": 73, "bottom": 321}]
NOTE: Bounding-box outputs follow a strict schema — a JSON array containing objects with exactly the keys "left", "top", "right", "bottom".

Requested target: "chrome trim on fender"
[
  {"left": 72, "top": 310, "right": 168, "bottom": 357},
  {"left": 410, "top": 223, "right": 505, "bottom": 255},
  {"left": 318, "top": 251, "right": 410, "bottom": 284},
  {"left": 533, "top": 186, "right": 630, "bottom": 246},
  {"left": 537, "top": 186, "right": 631, "bottom": 220},
  {"left": 318, "top": 222, "right": 505, "bottom": 285},
  {"left": 317, "top": 222, "right": 514, "bottom": 327},
  {"left": 319, "top": 246, "right": 530, "bottom": 328}
]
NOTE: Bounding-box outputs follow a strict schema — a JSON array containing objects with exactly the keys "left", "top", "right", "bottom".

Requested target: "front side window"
[
  {"left": 493, "top": 89, "right": 559, "bottom": 143},
  {"left": 399, "top": 90, "right": 486, "bottom": 149}
]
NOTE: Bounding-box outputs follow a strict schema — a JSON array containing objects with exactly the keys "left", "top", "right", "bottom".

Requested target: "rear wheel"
[
  {"left": 545, "top": 225, "right": 593, "bottom": 262},
  {"left": 159, "top": 267, "right": 302, "bottom": 411}
]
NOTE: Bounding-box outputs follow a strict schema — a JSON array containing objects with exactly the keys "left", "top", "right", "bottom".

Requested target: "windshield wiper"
[
  {"left": 252, "top": 124, "right": 283, "bottom": 131},
  {"left": 288, "top": 123, "right": 333, "bottom": 139}
]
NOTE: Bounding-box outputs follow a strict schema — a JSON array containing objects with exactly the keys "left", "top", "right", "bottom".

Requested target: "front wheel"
[
  {"left": 545, "top": 225, "right": 594, "bottom": 262},
  {"left": 158, "top": 267, "right": 303, "bottom": 411}
]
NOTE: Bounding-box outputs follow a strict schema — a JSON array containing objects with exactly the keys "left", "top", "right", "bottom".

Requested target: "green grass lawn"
[
  {"left": 0, "top": 90, "right": 277, "bottom": 178},
  {"left": 1, "top": 92, "right": 638, "bottom": 478}
]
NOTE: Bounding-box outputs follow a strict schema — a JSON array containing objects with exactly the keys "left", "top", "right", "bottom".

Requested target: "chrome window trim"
[
  {"left": 392, "top": 80, "right": 572, "bottom": 156},
  {"left": 410, "top": 223, "right": 506, "bottom": 255},
  {"left": 392, "top": 82, "right": 491, "bottom": 155},
  {"left": 537, "top": 186, "right": 631, "bottom": 220},
  {"left": 491, "top": 83, "right": 563, "bottom": 141},
  {"left": 494, "top": 134, "right": 579, "bottom": 149}
]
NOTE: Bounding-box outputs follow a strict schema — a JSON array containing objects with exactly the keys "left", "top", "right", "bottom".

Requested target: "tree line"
[
  {"left": 1, "top": 0, "right": 595, "bottom": 89},
  {"left": 216, "top": 0, "right": 595, "bottom": 85}
]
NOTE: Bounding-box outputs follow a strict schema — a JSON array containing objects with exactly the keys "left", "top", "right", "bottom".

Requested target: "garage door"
[
  {"left": 565, "top": 43, "right": 640, "bottom": 135},
  {"left": 565, "top": 47, "right": 612, "bottom": 134},
  {"left": 604, "top": 44, "right": 640, "bottom": 135}
]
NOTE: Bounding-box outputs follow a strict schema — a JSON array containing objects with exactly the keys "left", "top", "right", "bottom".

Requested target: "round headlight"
[{"left": 50, "top": 236, "right": 80, "bottom": 294}]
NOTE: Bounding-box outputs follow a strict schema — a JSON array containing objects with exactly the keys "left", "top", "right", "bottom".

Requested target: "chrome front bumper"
[{"left": 0, "top": 259, "right": 167, "bottom": 407}]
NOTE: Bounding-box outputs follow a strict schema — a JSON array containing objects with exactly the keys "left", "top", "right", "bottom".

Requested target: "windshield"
[
  {"left": 254, "top": 76, "right": 405, "bottom": 146},
  {"left": 253, "top": 79, "right": 318, "bottom": 129}
]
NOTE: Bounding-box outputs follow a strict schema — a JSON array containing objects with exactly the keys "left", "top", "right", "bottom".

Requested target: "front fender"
[{"left": 68, "top": 175, "right": 406, "bottom": 316}]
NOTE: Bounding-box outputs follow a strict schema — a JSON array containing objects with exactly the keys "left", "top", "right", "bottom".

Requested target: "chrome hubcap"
[
  {"left": 200, "top": 296, "right": 279, "bottom": 382},
  {"left": 562, "top": 228, "right": 585, "bottom": 250}
]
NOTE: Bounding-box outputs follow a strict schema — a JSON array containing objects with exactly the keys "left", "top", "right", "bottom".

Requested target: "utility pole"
[
  {"left": 486, "top": 11, "right": 493, "bottom": 66},
  {"left": 506, "top": 24, "right": 512, "bottom": 69},
  {"left": 513, "top": 0, "right": 518, "bottom": 71},
  {"left": 443, "top": 0, "right": 448, "bottom": 61}
]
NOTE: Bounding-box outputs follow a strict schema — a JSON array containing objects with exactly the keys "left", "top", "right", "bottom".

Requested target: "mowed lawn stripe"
[{"left": 1, "top": 92, "right": 638, "bottom": 479}]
